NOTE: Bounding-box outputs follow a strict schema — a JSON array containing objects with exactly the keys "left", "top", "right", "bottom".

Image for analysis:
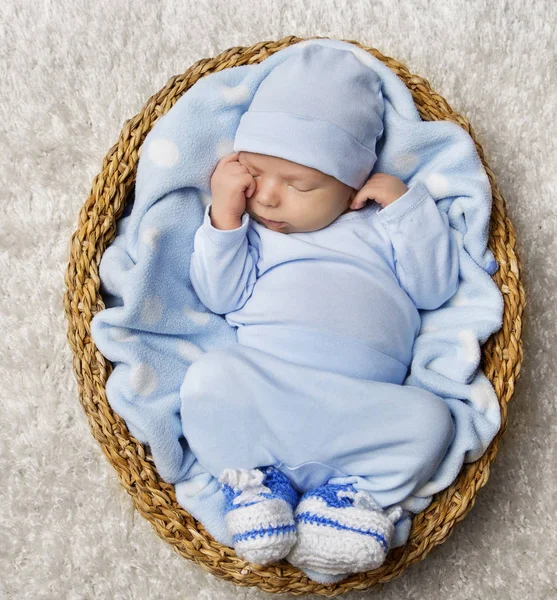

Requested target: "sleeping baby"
[{"left": 180, "top": 45, "right": 458, "bottom": 581}]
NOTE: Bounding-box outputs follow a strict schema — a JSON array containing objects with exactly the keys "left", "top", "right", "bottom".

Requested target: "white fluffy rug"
[{"left": 2, "top": 1, "right": 556, "bottom": 598}]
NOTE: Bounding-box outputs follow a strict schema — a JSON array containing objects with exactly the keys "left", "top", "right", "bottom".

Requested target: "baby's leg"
[
  {"left": 180, "top": 343, "right": 456, "bottom": 509},
  {"left": 180, "top": 345, "right": 301, "bottom": 564},
  {"left": 180, "top": 343, "right": 455, "bottom": 575},
  {"left": 325, "top": 385, "right": 456, "bottom": 508},
  {"left": 285, "top": 386, "right": 455, "bottom": 579},
  {"left": 180, "top": 344, "right": 284, "bottom": 477}
]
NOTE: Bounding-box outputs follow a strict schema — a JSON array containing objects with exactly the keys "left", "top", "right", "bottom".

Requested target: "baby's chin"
[{"left": 269, "top": 222, "right": 334, "bottom": 234}]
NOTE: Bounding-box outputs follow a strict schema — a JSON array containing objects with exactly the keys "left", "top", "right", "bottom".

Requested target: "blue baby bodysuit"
[
  {"left": 189, "top": 180, "right": 459, "bottom": 383},
  {"left": 182, "top": 179, "right": 459, "bottom": 499}
]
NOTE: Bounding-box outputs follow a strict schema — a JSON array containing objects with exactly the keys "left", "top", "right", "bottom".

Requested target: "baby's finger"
[
  {"left": 220, "top": 152, "right": 240, "bottom": 165},
  {"left": 350, "top": 188, "right": 374, "bottom": 209},
  {"left": 352, "top": 177, "right": 388, "bottom": 205},
  {"left": 243, "top": 174, "right": 257, "bottom": 198}
]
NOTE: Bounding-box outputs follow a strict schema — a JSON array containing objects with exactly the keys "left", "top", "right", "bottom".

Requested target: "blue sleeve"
[
  {"left": 189, "top": 203, "right": 259, "bottom": 314},
  {"left": 377, "top": 181, "right": 460, "bottom": 310}
]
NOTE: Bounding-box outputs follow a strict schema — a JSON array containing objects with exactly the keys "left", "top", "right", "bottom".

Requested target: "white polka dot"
[
  {"left": 111, "top": 328, "right": 138, "bottom": 343},
  {"left": 350, "top": 49, "right": 375, "bottom": 68},
  {"left": 177, "top": 340, "right": 205, "bottom": 362},
  {"left": 420, "top": 323, "right": 438, "bottom": 334},
  {"left": 215, "top": 139, "right": 234, "bottom": 159},
  {"left": 447, "top": 201, "right": 465, "bottom": 229},
  {"left": 449, "top": 285, "right": 470, "bottom": 307},
  {"left": 147, "top": 139, "right": 180, "bottom": 168},
  {"left": 199, "top": 191, "right": 212, "bottom": 209},
  {"left": 183, "top": 359, "right": 208, "bottom": 396},
  {"left": 129, "top": 363, "right": 157, "bottom": 396},
  {"left": 394, "top": 153, "right": 419, "bottom": 175},
  {"left": 412, "top": 480, "right": 439, "bottom": 498},
  {"left": 178, "top": 474, "right": 210, "bottom": 497},
  {"left": 140, "top": 227, "right": 160, "bottom": 249},
  {"left": 141, "top": 296, "right": 163, "bottom": 326},
  {"left": 469, "top": 375, "right": 497, "bottom": 411},
  {"left": 424, "top": 173, "right": 450, "bottom": 198},
  {"left": 426, "top": 356, "right": 445, "bottom": 374},
  {"left": 183, "top": 306, "right": 211, "bottom": 326},
  {"left": 222, "top": 83, "right": 250, "bottom": 104},
  {"left": 445, "top": 143, "right": 472, "bottom": 165},
  {"left": 478, "top": 166, "right": 490, "bottom": 185},
  {"left": 458, "top": 329, "right": 478, "bottom": 362}
]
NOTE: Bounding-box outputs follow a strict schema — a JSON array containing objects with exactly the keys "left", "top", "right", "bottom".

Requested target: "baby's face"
[{"left": 238, "top": 152, "right": 356, "bottom": 233}]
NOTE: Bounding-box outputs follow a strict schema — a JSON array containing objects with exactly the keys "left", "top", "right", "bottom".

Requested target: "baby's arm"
[
  {"left": 190, "top": 153, "right": 259, "bottom": 315},
  {"left": 190, "top": 205, "right": 258, "bottom": 314},
  {"left": 377, "top": 180, "right": 459, "bottom": 310}
]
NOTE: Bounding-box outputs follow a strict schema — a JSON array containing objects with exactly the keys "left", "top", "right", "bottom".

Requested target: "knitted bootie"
[
  {"left": 219, "top": 466, "right": 300, "bottom": 565},
  {"left": 285, "top": 483, "right": 403, "bottom": 576}
]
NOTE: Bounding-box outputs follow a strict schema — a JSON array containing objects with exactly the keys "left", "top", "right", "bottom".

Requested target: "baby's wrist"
[
  {"left": 378, "top": 196, "right": 399, "bottom": 209},
  {"left": 379, "top": 185, "right": 409, "bottom": 208},
  {"left": 209, "top": 206, "right": 243, "bottom": 230}
]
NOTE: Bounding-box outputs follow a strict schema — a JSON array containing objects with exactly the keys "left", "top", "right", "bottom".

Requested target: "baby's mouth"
[{"left": 257, "top": 215, "right": 288, "bottom": 227}]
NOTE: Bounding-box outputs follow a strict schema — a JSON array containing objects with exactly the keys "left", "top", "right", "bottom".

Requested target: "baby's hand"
[
  {"left": 210, "top": 152, "right": 257, "bottom": 229},
  {"left": 350, "top": 173, "right": 409, "bottom": 210}
]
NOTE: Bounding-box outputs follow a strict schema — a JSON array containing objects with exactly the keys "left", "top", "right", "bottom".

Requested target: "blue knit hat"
[{"left": 233, "top": 44, "right": 385, "bottom": 190}]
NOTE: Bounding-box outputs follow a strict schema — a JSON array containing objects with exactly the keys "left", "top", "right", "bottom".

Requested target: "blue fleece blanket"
[{"left": 91, "top": 38, "right": 504, "bottom": 550}]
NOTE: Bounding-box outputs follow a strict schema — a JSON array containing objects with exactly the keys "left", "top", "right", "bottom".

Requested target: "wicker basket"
[{"left": 63, "top": 36, "right": 525, "bottom": 596}]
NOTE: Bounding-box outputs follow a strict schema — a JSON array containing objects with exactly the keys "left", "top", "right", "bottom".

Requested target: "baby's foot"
[
  {"left": 285, "top": 483, "right": 403, "bottom": 576},
  {"left": 219, "top": 466, "right": 299, "bottom": 565}
]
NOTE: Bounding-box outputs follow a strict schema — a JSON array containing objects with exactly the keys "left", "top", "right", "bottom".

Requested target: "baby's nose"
[
  {"left": 258, "top": 195, "right": 280, "bottom": 207},
  {"left": 255, "top": 183, "right": 281, "bottom": 207}
]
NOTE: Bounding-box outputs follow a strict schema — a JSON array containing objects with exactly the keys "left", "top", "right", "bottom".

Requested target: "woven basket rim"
[{"left": 63, "top": 35, "right": 525, "bottom": 597}]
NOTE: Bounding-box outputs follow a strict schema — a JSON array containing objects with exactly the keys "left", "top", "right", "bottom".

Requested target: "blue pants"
[{"left": 180, "top": 340, "right": 455, "bottom": 509}]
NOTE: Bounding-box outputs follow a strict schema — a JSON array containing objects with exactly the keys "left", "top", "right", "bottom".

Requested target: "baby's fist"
[
  {"left": 210, "top": 152, "right": 257, "bottom": 219},
  {"left": 351, "top": 173, "right": 409, "bottom": 210}
]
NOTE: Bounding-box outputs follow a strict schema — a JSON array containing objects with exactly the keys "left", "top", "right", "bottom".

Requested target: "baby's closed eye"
[
  {"left": 289, "top": 184, "right": 316, "bottom": 193},
  {"left": 248, "top": 168, "right": 317, "bottom": 192}
]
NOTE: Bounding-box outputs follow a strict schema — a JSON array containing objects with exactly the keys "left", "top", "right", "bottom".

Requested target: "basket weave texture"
[{"left": 64, "top": 36, "right": 525, "bottom": 596}]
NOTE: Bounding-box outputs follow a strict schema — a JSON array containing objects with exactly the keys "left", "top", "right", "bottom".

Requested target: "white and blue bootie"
[
  {"left": 219, "top": 466, "right": 300, "bottom": 565},
  {"left": 285, "top": 483, "right": 403, "bottom": 576}
]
